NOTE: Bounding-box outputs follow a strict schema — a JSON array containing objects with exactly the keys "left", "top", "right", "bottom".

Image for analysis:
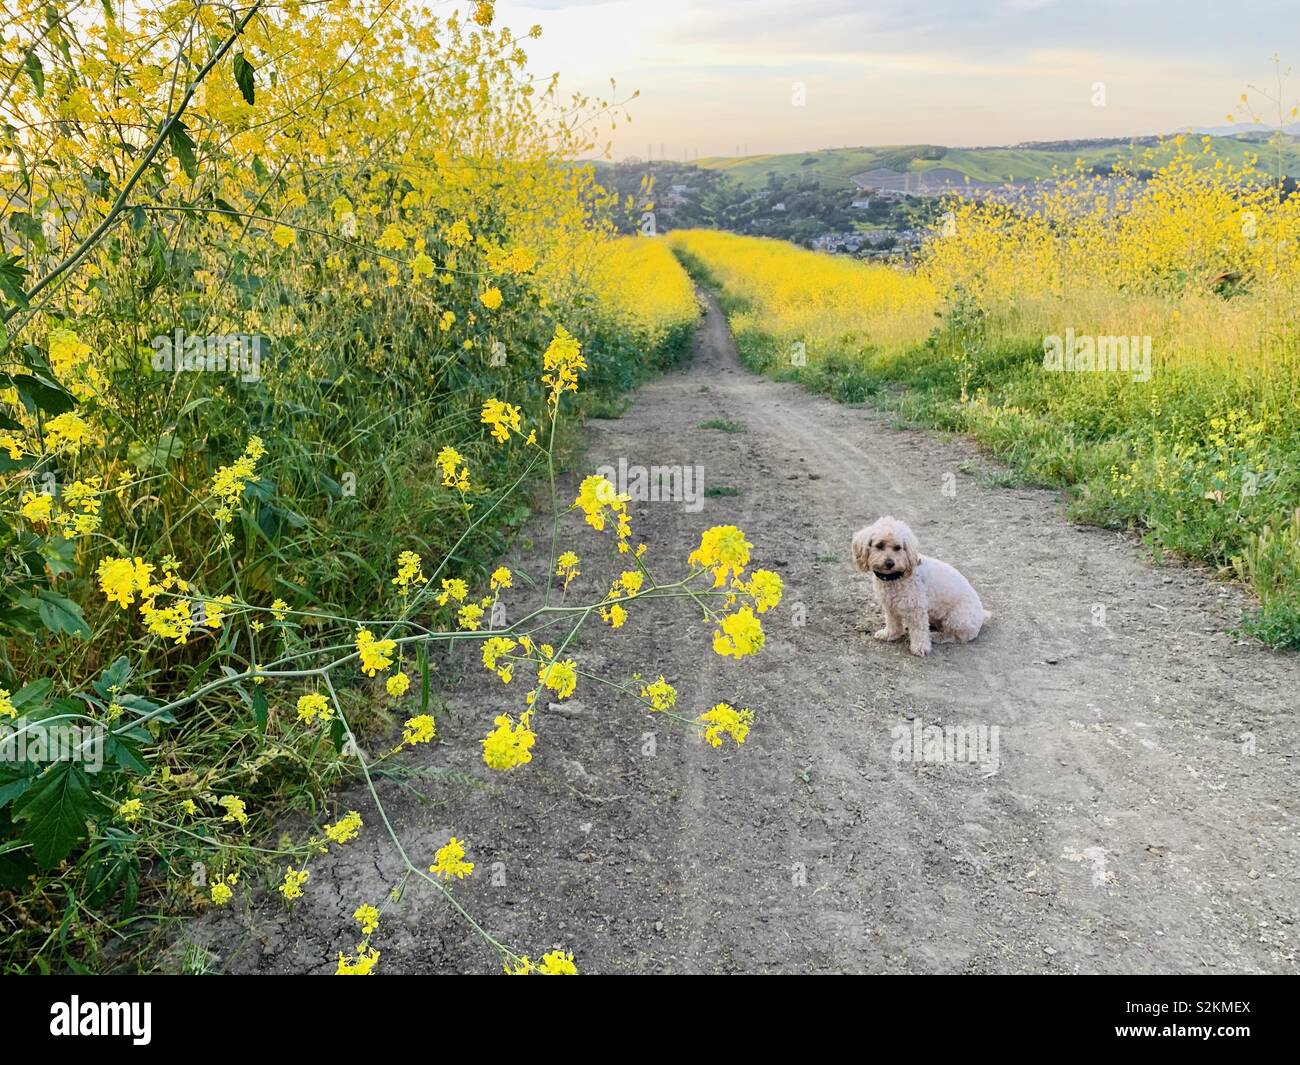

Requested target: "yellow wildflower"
[
  {"left": 354, "top": 904, "right": 381, "bottom": 936},
  {"left": 436, "top": 578, "right": 468, "bottom": 605},
  {"left": 641, "top": 676, "right": 677, "bottom": 712},
  {"left": 541, "top": 325, "right": 587, "bottom": 412},
  {"left": 355, "top": 627, "right": 396, "bottom": 676},
  {"left": 436, "top": 445, "right": 471, "bottom": 491},
  {"left": 712, "top": 607, "right": 766, "bottom": 659},
  {"left": 20, "top": 491, "right": 53, "bottom": 525},
  {"left": 218, "top": 794, "right": 249, "bottom": 827},
  {"left": 117, "top": 798, "right": 143, "bottom": 823},
  {"left": 279, "top": 866, "right": 309, "bottom": 900},
  {"left": 392, "top": 551, "right": 426, "bottom": 593},
  {"left": 429, "top": 836, "right": 474, "bottom": 880},
  {"left": 97, "top": 556, "right": 154, "bottom": 608},
  {"left": 481, "top": 637, "right": 516, "bottom": 683},
  {"left": 538, "top": 950, "right": 578, "bottom": 975},
  {"left": 481, "top": 710, "right": 536, "bottom": 770},
  {"left": 555, "top": 551, "right": 580, "bottom": 586},
  {"left": 336, "top": 947, "right": 380, "bottom": 975},
  {"left": 481, "top": 398, "right": 523, "bottom": 443},
  {"left": 698, "top": 702, "right": 755, "bottom": 748},
  {"left": 296, "top": 692, "right": 334, "bottom": 724},
  {"left": 690, "top": 525, "right": 752, "bottom": 586},
  {"left": 402, "top": 714, "right": 436, "bottom": 745},
  {"left": 324, "top": 811, "right": 363, "bottom": 845},
  {"left": 538, "top": 658, "right": 577, "bottom": 700},
  {"left": 741, "top": 568, "right": 784, "bottom": 613}
]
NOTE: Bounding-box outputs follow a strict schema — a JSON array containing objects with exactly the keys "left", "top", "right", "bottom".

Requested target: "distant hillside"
[
  {"left": 584, "top": 132, "right": 1300, "bottom": 261},
  {"left": 692, "top": 134, "right": 1300, "bottom": 189}
]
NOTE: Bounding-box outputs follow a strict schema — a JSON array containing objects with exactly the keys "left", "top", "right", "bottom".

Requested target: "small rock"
[{"left": 549, "top": 699, "right": 589, "bottom": 718}]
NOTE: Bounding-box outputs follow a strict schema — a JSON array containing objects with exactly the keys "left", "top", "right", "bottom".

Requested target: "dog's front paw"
[
  {"left": 874, "top": 627, "right": 903, "bottom": 642},
  {"left": 909, "top": 641, "right": 931, "bottom": 657}
]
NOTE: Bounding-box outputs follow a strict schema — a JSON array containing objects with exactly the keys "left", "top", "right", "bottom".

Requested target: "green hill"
[{"left": 693, "top": 134, "right": 1300, "bottom": 189}]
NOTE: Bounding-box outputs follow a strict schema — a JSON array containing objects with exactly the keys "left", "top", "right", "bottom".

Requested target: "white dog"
[{"left": 851, "top": 516, "right": 990, "bottom": 657}]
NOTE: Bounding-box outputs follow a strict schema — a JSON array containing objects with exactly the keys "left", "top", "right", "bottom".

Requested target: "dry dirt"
[{"left": 187, "top": 293, "right": 1300, "bottom": 974}]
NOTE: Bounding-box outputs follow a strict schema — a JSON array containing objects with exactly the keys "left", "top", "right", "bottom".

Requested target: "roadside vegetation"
[{"left": 0, "top": 0, "right": 775, "bottom": 975}]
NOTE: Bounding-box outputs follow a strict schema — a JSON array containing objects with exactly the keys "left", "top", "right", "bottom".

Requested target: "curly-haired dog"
[{"left": 851, "top": 516, "right": 990, "bottom": 657}]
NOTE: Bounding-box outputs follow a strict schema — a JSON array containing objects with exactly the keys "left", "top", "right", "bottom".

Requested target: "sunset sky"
[{"left": 497, "top": 0, "right": 1298, "bottom": 158}]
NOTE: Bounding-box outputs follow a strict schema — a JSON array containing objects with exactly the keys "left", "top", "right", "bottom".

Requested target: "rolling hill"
[{"left": 692, "top": 133, "right": 1300, "bottom": 190}]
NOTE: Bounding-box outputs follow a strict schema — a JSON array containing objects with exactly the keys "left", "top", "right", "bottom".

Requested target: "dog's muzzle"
[{"left": 873, "top": 569, "right": 905, "bottom": 582}]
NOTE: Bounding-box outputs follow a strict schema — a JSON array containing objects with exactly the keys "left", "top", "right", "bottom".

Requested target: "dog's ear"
[
  {"left": 851, "top": 523, "right": 877, "bottom": 571},
  {"left": 894, "top": 520, "right": 921, "bottom": 570}
]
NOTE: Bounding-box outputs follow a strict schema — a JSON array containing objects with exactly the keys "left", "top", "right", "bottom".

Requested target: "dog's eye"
[{"left": 892, "top": 545, "right": 901, "bottom": 551}]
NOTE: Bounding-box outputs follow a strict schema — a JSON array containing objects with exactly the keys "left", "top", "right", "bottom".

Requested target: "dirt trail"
[{"left": 191, "top": 294, "right": 1299, "bottom": 974}]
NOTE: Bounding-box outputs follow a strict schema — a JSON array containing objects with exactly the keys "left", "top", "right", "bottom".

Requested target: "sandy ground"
[{"left": 187, "top": 293, "right": 1299, "bottom": 974}]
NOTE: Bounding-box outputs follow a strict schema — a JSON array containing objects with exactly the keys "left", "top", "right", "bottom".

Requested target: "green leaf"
[
  {"left": 0, "top": 763, "right": 37, "bottom": 809},
  {"left": 118, "top": 693, "right": 172, "bottom": 726},
  {"left": 11, "top": 677, "right": 53, "bottom": 711},
  {"left": 12, "top": 762, "right": 105, "bottom": 868},
  {"left": 126, "top": 431, "right": 180, "bottom": 470},
  {"left": 92, "top": 656, "right": 132, "bottom": 700},
  {"left": 24, "top": 50, "right": 43, "bottom": 98},
  {"left": 233, "top": 52, "right": 256, "bottom": 105},
  {"left": 39, "top": 532, "right": 79, "bottom": 578},
  {"left": 2, "top": 370, "right": 74, "bottom": 416},
  {"left": 105, "top": 734, "right": 149, "bottom": 774},
  {"left": 0, "top": 255, "right": 29, "bottom": 308},
  {"left": 167, "top": 119, "right": 198, "bottom": 181},
  {"left": 252, "top": 688, "right": 268, "bottom": 733},
  {"left": 35, "top": 589, "right": 90, "bottom": 639}
]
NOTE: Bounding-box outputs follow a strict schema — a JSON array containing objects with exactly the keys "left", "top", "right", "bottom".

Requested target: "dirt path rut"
[{"left": 193, "top": 293, "right": 1299, "bottom": 974}]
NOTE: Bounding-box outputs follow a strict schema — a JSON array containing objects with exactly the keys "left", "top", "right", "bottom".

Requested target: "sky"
[{"left": 494, "top": 0, "right": 1300, "bottom": 159}]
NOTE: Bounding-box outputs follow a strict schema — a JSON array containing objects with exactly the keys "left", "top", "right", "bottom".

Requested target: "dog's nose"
[{"left": 883, "top": 558, "right": 894, "bottom": 569}]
